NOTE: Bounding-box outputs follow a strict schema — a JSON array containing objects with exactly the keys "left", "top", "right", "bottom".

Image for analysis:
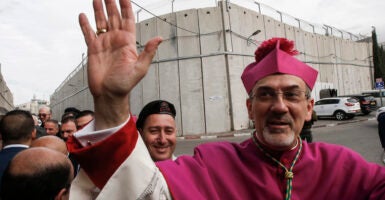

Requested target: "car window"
[
  {"left": 347, "top": 98, "right": 358, "bottom": 103},
  {"left": 330, "top": 99, "right": 339, "bottom": 104}
]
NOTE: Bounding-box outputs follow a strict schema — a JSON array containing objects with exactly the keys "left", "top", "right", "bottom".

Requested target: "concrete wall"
[
  {"left": 50, "top": 2, "right": 374, "bottom": 135},
  {"left": 0, "top": 69, "right": 14, "bottom": 114}
]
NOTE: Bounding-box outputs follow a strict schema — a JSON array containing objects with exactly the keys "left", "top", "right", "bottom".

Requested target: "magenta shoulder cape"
[{"left": 157, "top": 139, "right": 385, "bottom": 200}]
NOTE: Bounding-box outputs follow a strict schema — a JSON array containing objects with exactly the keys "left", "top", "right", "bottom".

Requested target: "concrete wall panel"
[
  {"left": 263, "top": 16, "right": 276, "bottom": 39},
  {"left": 179, "top": 59, "right": 205, "bottom": 135},
  {"left": 293, "top": 27, "right": 306, "bottom": 61},
  {"left": 303, "top": 33, "right": 320, "bottom": 96},
  {"left": 142, "top": 64, "right": 159, "bottom": 104},
  {"left": 198, "top": 7, "right": 224, "bottom": 55},
  {"left": 176, "top": 9, "right": 203, "bottom": 135},
  {"left": 157, "top": 13, "right": 177, "bottom": 59},
  {"left": 355, "top": 42, "right": 372, "bottom": 90},
  {"left": 226, "top": 4, "right": 265, "bottom": 55},
  {"left": 140, "top": 18, "right": 160, "bottom": 103},
  {"left": 334, "top": 38, "right": 344, "bottom": 94},
  {"left": 130, "top": 82, "right": 143, "bottom": 116},
  {"left": 159, "top": 61, "right": 182, "bottom": 136},
  {"left": 176, "top": 9, "right": 200, "bottom": 56},
  {"left": 341, "top": 40, "right": 356, "bottom": 94},
  {"left": 275, "top": 21, "right": 286, "bottom": 38},
  {"left": 326, "top": 37, "right": 340, "bottom": 91},
  {"left": 316, "top": 35, "right": 333, "bottom": 84},
  {"left": 227, "top": 55, "right": 250, "bottom": 130},
  {"left": 202, "top": 55, "right": 231, "bottom": 133},
  {"left": 285, "top": 25, "right": 296, "bottom": 41},
  {"left": 140, "top": 18, "right": 158, "bottom": 59}
]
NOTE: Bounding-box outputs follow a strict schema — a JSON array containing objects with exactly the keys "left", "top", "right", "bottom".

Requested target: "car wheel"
[
  {"left": 362, "top": 111, "right": 370, "bottom": 115},
  {"left": 334, "top": 111, "right": 346, "bottom": 120}
]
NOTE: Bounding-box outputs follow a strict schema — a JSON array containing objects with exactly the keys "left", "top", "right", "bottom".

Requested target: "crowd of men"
[
  {"left": 1, "top": 0, "right": 385, "bottom": 199},
  {"left": 0, "top": 107, "right": 95, "bottom": 199},
  {"left": 0, "top": 99, "right": 178, "bottom": 199}
]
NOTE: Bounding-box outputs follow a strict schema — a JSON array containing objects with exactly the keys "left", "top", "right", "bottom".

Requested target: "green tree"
[{"left": 372, "top": 28, "right": 383, "bottom": 82}]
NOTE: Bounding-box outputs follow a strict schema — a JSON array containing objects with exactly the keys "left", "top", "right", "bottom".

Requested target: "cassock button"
[{"left": 87, "top": 141, "right": 92, "bottom": 146}]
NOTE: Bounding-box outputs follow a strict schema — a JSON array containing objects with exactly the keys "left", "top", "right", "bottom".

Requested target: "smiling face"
[
  {"left": 38, "top": 107, "right": 51, "bottom": 123},
  {"left": 139, "top": 114, "right": 177, "bottom": 161},
  {"left": 246, "top": 74, "right": 314, "bottom": 151},
  {"left": 60, "top": 121, "right": 77, "bottom": 141}
]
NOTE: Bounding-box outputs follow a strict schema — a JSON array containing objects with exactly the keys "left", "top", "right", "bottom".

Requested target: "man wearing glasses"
[
  {"left": 68, "top": 0, "right": 385, "bottom": 199},
  {"left": 38, "top": 106, "right": 52, "bottom": 128}
]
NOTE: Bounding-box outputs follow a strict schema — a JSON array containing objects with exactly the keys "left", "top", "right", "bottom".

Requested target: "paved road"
[{"left": 175, "top": 112, "right": 384, "bottom": 166}]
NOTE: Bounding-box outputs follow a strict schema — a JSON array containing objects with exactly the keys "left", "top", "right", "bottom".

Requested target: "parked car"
[
  {"left": 313, "top": 97, "right": 361, "bottom": 120},
  {"left": 376, "top": 106, "right": 385, "bottom": 121},
  {"left": 339, "top": 95, "right": 377, "bottom": 115},
  {"left": 362, "top": 90, "right": 385, "bottom": 107}
]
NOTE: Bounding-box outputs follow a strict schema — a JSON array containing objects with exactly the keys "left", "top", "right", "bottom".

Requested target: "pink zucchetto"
[{"left": 241, "top": 38, "right": 318, "bottom": 94}]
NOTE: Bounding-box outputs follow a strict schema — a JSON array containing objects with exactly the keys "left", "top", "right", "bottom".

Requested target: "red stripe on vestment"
[{"left": 67, "top": 116, "right": 138, "bottom": 189}]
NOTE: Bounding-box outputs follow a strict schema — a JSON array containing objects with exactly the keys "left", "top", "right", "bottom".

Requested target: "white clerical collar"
[{"left": 3, "top": 144, "right": 29, "bottom": 149}]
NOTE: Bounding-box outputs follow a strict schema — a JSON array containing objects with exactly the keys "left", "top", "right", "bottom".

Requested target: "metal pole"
[
  {"left": 254, "top": 1, "right": 261, "bottom": 13},
  {"left": 309, "top": 24, "right": 315, "bottom": 34},
  {"left": 324, "top": 24, "right": 333, "bottom": 36},
  {"left": 82, "top": 53, "right": 85, "bottom": 87},
  {"left": 295, "top": 18, "right": 301, "bottom": 29},
  {"left": 276, "top": 11, "right": 282, "bottom": 22},
  {"left": 136, "top": 9, "right": 142, "bottom": 23}
]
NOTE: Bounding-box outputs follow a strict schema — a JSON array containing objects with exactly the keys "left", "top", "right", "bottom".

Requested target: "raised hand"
[{"left": 78, "top": 0, "right": 162, "bottom": 130}]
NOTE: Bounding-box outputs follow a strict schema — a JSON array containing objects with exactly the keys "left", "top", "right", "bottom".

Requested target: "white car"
[
  {"left": 376, "top": 106, "right": 385, "bottom": 121},
  {"left": 314, "top": 97, "right": 361, "bottom": 120}
]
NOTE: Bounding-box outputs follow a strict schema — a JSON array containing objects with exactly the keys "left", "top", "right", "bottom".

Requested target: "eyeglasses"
[
  {"left": 38, "top": 113, "right": 48, "bottom": 117},
  {"left": 251, "top": 89, "right": 309, "bottom": 102}
]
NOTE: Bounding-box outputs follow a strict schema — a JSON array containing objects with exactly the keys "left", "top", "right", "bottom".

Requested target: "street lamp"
[{"left": 247, "top": 30, "right": 261, "bottom": 46}]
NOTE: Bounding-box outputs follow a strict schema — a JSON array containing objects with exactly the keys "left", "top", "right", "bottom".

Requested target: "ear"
[
  {"left": 305, "top": 99, "right": 314, "bottom": 121},
  {"left": 31, "top": 128, "right": 37, "bottom": 140},
  {"left": 54, "top": 188, "right": 69, "bottom": 200},
  {"left": 138, "top": 128, "right": 144, "bottom": 136},
  {"left": 246, "top": 98, "right": 253, "bottom": 120}
]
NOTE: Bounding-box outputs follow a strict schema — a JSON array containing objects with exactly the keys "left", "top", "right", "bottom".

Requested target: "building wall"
[
  {"left": 0, "top": 68, "right": 14, "bottom": 114},
  {"left": 50, "top": 2, "right": 373, "bottom": 136}
]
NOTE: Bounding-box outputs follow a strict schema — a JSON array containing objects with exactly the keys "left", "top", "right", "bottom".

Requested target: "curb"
[{"left": 177, "top": 117, "right": 376, "bottom": 140}]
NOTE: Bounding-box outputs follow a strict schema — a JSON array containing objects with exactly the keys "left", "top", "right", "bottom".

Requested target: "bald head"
[
  {"left": 7, "top": 147, "right": 72, "bottom": 175},
  {"left": 31, "top": 135, "right": 68, "bottom": 155},
  {"left": 1, "top": 147, "right": 73, "bottom": 200}
]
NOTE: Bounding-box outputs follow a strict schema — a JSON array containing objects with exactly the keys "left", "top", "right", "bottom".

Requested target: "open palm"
[{"left": 78, "top": 0, "right": 161, "bottom": 128}]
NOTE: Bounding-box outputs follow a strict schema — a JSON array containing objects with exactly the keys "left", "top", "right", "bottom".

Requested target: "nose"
[
  {"left": 157, "top": 131, "right": 167, "bottom": 144},
  {"left": 270, "top": 94, "right": 289, "bottom": 113}
]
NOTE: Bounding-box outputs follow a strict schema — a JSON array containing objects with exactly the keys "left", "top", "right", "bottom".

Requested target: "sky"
[{"left": 1, "top": 0, "right": 384, "bottom": 105}]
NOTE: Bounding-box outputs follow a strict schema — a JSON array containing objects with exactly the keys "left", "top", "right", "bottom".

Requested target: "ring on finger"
[{"left": 96, "top": 28, "right": 108, "bottom": 35}]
